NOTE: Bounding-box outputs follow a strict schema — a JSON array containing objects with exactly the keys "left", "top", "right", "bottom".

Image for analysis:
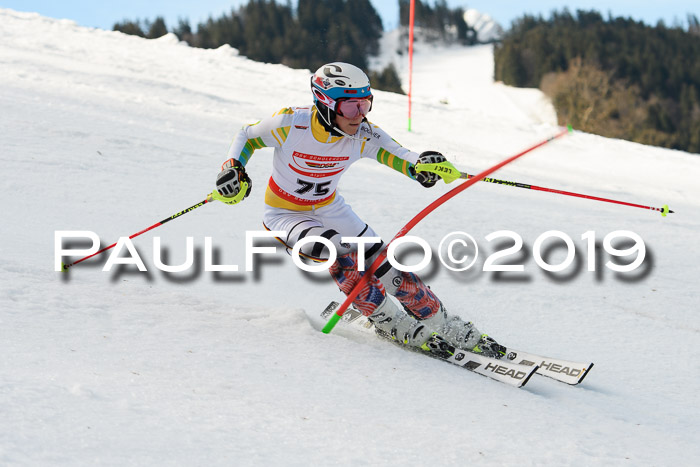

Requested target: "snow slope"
[{"left": 2, "top": 8, "right": 700, "bottom": 466}]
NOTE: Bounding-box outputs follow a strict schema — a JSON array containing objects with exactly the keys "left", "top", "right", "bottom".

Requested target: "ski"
[
  {"left": 320, "top": 301, "right": 593, "bottom": 386},
  {"left": 502, "top": 349, "right": 594, "bottom": 385},
  {"left": 320, "top": 301, "right": 538, "bottom": 388}
]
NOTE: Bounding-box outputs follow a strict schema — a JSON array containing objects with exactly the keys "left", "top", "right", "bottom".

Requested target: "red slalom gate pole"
[
  {"left": 61, "top": 193, "right": 215, "bottom": 271},
  {"left": 322, "top": 127, "right": 571, "bottom": 333},
  {"left": 407, "top": 0, "right": 415, "bottom": 131},
  {"left": 458, "top": 172, "right": 673, "bottom": 217}
]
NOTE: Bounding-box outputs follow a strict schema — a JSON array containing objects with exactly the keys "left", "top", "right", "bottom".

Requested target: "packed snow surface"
[{"left": 1, "top": 8, "right": 699, "bottom": 466}]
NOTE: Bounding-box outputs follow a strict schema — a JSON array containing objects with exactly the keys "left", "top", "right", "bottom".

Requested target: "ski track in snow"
[{"left": 2, "top": 8, "right": 700, "bottom": 466}]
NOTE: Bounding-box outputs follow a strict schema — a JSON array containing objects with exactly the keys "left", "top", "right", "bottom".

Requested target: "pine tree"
[
  {"left": 113, "top": 19, "right": 145, "bottom": 37},
  {"left": 146, "top": 17, "right": 168, "bottom": 39}
]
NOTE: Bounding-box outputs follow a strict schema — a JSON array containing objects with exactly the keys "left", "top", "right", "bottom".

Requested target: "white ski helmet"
[{"left": 310, "top": 62, "right": 373, "bottom": 130}]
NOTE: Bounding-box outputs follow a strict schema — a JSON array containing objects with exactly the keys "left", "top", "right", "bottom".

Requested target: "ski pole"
[
  {"left": 61, "top": 192, "right": 216, "bottom": 271},
  {"left": 458, "top": 172, "right": 673, "bottom": 217},
  {"left": 322, "top": 126, "right": 571, "bottom": 334}
]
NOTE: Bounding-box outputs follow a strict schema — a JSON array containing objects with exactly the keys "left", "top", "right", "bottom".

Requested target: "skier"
[{"left": 214, "top": 62, "right": 506, "bottom": 358}]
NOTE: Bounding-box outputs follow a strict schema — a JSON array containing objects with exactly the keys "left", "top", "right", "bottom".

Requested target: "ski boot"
[
  {"left": 418, "top": 306, "right": 507, "bottom": 359},
  {"left": 368, "top": 297, "right": 433, "bottom": 349},
  {"left": 370, "top": 301, "right": 507, "bottom": 359}
]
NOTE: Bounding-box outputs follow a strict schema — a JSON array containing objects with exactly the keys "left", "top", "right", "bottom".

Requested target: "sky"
[{"left": 1, "top": 0, "right": 698, "bottom": 32}]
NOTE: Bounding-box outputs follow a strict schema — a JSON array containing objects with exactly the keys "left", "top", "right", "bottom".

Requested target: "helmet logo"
[
  {"left": 313, "top": 75, "right": 331, "bottom": 90},
  {"left": 323, "top": 65, "right": 349, "bottom": 80}
]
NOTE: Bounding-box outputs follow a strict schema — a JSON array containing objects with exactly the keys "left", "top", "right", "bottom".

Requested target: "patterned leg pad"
[
  {"left": 329, "top": 252, "right": 387, "bottom": 317},
  {"left": 394, "top": 272, "right": 442, "bottom": 320}
]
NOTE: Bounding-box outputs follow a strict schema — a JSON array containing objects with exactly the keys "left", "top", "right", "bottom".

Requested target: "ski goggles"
[{"left": 336, "top": 97, "right": 372, "bottom": 119}]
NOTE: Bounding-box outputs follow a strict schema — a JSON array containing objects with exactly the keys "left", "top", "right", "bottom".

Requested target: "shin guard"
[
  {"left": 393, "top": 272, "right": 442, "bottom": 320},
  {"left": 329, "top": 252, "right": 386, "bottom": 317}
]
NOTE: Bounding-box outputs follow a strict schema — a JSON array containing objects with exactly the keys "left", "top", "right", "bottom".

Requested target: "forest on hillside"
[
  {"left": 114, "top": 2, "right": 700, "bottom": 154},
  {"left": 494, "top": 10, "right": 700, "bottom": 154},
  {"left": 113, "top": 0, "right": 470, "bottom": 95}
]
